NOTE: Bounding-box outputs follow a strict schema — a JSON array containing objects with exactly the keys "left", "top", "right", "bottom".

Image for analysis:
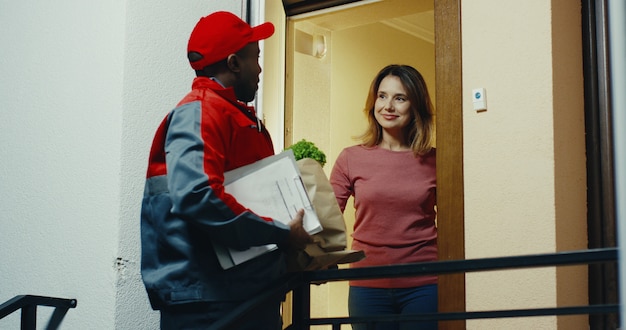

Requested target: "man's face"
[{"left": 233, "top": 42, "right": 262, "bottom": 103}]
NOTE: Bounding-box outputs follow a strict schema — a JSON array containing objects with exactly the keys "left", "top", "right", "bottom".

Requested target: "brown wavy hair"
[{"left": 357, "top": 64, "right": 435, "bottom": 156}]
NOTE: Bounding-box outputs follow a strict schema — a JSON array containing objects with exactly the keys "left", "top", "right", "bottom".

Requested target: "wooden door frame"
[{"left": 435, "top": 0, "right": 465, "bottom": 329}]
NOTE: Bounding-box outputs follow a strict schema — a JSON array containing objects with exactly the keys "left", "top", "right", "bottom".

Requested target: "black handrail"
[
  {"left": 304, "top": 304, "right": 620, "bottom": 328},
  {"left": 0, "top": 295, "right": 77, "bottom": 330},
  {"left": 211, "top": 247, "right": 618, "bottom": 329},
  {"left": 304, "top": 247, "right": 618, "bottom": 282}
]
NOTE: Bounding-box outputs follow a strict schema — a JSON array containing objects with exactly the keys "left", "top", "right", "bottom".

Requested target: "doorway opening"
[
  {"left": 285, "top": 0, "right": 438, "bottom": 323},
  {"left": 261, "top": 1, "right": 465, "bottom": 328}
]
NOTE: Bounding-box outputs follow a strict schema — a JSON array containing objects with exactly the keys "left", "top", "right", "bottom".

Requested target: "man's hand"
[{"left": 286, "top": 209, "right": 313, "bottom": 250}]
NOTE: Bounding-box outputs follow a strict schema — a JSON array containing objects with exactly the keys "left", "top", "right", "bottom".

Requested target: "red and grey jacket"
[{"left": 141, "top": 77, "right": 290, "bottom": 309}]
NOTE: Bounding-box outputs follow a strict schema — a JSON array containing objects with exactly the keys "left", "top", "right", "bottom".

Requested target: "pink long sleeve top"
[{"left": 330, "top": 145, "right": 437, "bottom": 288}]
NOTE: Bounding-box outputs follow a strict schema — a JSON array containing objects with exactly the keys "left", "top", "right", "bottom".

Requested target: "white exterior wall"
[{"left": 0, "top": 1, "right": 243, "bottom": 329}]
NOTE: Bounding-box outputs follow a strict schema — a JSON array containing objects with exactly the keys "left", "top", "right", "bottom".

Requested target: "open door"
[{"left": 258, "top": 0, "right": 465, "bottom": 328}]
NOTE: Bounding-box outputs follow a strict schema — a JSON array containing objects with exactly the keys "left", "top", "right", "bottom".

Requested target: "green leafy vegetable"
[{"left": 285, "top": 139, "right": 326, "bottom": 167}]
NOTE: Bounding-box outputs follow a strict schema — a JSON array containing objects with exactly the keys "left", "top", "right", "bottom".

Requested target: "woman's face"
[{"left": 374, "top": 75, "right": 412, "bottom": 133}]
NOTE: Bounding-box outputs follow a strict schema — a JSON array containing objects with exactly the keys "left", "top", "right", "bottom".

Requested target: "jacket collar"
[{"left": 192, "top": 76, "right": 256, "bottom": 115}]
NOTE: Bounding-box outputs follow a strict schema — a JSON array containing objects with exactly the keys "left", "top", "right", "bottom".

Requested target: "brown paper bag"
[{"left": 287, "top": 158, "right": 365, "bottom": 271}]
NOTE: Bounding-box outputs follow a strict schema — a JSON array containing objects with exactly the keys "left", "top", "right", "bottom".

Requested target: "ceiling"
[{"left": 284, "top": 0, "right": 434, "bottom": 44}]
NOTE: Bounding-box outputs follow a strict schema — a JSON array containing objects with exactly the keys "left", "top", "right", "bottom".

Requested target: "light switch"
[{"left": 472, "top": 88, "right": 487, "bottom": 111}]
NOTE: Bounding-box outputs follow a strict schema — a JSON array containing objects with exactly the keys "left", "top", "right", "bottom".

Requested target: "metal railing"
[
  {"left": 0, "top": 295, "right": 77, "bottom": 330},
  {"left": 211, "top": 247, "right": 618, "bottom": 329}
]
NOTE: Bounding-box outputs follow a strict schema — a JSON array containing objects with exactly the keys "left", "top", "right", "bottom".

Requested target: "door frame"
[{"left": 434, "top": 0, "right": 465, "bottom": 329}]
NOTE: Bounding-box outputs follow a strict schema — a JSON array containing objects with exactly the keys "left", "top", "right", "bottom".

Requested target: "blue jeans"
[{"left": 348, "top": 284, "right": 438, "bottom": 330}]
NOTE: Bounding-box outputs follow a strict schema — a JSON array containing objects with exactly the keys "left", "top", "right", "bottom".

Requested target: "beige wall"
[
  {"left": 462, "top": 0, "right": 587, "bottom": 329},
  {"left": 290, "top": 20, "right": 333, "bottom": 152}
]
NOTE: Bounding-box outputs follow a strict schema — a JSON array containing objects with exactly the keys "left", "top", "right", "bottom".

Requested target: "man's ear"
[{"left": 226, "top": 54, "right": 241, "bottom": 73}]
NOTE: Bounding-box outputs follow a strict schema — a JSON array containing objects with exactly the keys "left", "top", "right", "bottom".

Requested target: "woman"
[{"left": 330, "top": 64, "right": 437, "bottom": 330}]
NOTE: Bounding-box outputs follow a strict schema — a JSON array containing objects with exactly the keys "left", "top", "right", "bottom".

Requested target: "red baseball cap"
[{"left": 187, "top": 11, "right": 275, "bottom": 70}]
